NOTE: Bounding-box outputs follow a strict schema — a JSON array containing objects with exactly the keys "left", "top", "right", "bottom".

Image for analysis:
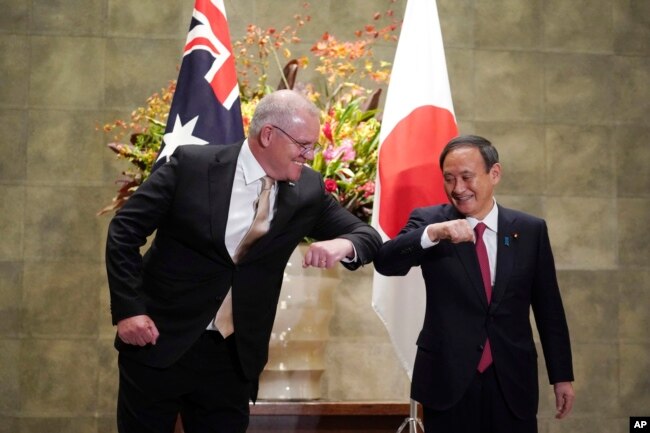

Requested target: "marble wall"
[{"left": 0, "top": 0, "right": 648, "bottom": 432}]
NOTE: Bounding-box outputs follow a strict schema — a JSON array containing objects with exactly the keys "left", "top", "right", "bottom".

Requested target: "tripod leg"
[{"left": 396, "top": 417, "right": 410, "bottom": 433}]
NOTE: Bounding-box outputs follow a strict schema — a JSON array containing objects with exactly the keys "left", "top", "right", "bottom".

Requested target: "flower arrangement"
[
  {"left": 99, "top": 82, "right": 175, "bottom": 214},
  {"left": 99, "top": 2, "right": 399, "bottom": 222}
]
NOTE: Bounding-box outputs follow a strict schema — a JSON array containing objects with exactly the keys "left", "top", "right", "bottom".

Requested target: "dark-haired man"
[{"left": 374, "top": 135, "right": 575, "bottom": 432}]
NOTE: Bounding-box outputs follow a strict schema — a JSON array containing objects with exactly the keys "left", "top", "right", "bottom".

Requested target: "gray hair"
[{"left": 248, "top": 90, "right": 320, "bottom": 138}]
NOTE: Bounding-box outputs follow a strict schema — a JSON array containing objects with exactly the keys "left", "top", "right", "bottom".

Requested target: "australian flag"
[{"left": 154, "top": 0, "right": 244, "bottom": 170}]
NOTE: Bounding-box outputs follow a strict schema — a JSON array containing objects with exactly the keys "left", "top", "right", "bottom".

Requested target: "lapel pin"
[{"left": 504, "top": 232, "right": 519, "bottom": 246}]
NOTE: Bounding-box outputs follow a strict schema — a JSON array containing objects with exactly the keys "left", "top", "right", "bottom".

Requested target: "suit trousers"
[
  {"left": 117, "top": 331, "right": 252, "bottom": 433},
  {"left": 422, "top": 366, "right": 537, "bottom": 433}
]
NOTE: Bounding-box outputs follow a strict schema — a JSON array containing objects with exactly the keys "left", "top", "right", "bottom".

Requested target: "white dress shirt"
[
  {"left": 224, "top": 139, "right": 278, "bottom": 257},
  {"left": 207, "top": 140, "right": 277, "bottom": 331},
  {"left": 465, "top": 202, "right": 498, "bottom": 286}
]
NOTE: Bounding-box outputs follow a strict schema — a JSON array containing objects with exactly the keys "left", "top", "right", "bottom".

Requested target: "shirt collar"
[
  {"left": 466, "top": 198, "right": 499, "bottom": 233},
  {"left": 239, "top": 139, "right": 267, "bottom": 185}
]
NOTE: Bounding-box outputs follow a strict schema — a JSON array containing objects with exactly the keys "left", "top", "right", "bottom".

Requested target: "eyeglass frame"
[{"left": 270, "top": 124, "right": 322, "bottom": 157}]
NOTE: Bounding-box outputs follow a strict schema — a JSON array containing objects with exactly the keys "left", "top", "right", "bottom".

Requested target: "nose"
[
  {"left": 302, "top": 149, "right": 316, "bottom": 161},
  {"left": 453, "top": 179, "right": 466, "bottom": 194}
]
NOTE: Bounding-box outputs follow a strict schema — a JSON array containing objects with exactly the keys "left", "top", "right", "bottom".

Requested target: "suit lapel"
[
  {"left": 445, "top": 206, "right": 490, "bottom": 309},
  {"left": 490, "top": 205, "right": 517, "bottom": 313},
  {"left": 268, "top": 181, "right": 300, "bottom": 233},
  {"left": 208, "top": 143, "right": 241, "bottom": 258}
]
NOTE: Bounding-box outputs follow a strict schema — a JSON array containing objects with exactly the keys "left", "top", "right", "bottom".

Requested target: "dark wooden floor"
[{"left": 175, "top": 402, "right": 418, "bottom": 433}]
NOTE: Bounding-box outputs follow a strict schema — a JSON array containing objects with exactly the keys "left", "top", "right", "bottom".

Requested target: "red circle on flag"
[{"left": 378, "top": 105, "right": 457, "bottom": 238}]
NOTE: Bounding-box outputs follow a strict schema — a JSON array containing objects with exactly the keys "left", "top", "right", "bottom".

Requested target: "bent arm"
[
  {"left": 373, "top": 208, "right": 438, "bottom": 276},
  {"left": 373, "top": 228, "right": 427, "bottom": 276},
  {"left": 308, "top": 193, "right": 382, "bottom": 270}
]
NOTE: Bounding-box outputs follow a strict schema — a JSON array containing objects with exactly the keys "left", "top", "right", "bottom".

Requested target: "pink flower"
[
  {"left": 324, "top": 179, "right": 338, "bottom": 192},
  {"left": 359, "top": 181, "right": 375, "bottom": 198},
  {"left": 323, "top": 139, "right": 356, "bottom": 163},
  {"left": 338, "top": 138, "right": 356, "bottom": 161},
  {"left": 322, "top": 145, "right": 337, "bottom": 162}
]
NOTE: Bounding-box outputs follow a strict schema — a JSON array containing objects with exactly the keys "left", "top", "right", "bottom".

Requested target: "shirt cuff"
[
  {"left": 420, "top": 228, "right": 440, "bottom": 249},
  {"left": 341, "top": 243, "right": 358, "bottom": 263}
]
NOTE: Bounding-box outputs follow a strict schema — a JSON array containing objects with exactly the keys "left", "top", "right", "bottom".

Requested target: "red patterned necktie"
[
  {"left": 214, "top": 176, "right": 275, "bottom": 338},
  {"left": 475, "top": 222, "right": 493, "bottom": 372}
]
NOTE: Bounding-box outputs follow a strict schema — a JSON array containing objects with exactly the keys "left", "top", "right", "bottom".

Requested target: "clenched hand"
[{"left": 117, "top": 315, "right": 160, "bottom": 346}]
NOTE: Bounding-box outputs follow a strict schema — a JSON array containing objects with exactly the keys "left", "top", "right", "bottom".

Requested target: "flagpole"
[{"left": 395, "top": 399, "right": 424, "bottom": 433}]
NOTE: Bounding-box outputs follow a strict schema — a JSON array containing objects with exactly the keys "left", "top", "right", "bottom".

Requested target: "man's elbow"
[{"left": 373, "top": 254, "right": 410, "bottom": 277}]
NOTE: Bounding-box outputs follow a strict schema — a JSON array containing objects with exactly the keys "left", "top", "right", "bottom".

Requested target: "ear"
[
  {"left": 490, "top": 163, "right": 502, "bottom": 185},
  {"left": 260, "top": 124, "right": 273, "bottom": 149}
]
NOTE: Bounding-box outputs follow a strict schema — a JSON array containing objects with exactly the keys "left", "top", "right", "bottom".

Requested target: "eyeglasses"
[{"left": 271, "top": 125, "right": 321, "bottom": 157}]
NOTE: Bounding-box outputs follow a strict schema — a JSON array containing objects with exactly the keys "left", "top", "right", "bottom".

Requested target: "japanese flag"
[{"left": 371, "top": 0, "right": 458, "bottom": 377}]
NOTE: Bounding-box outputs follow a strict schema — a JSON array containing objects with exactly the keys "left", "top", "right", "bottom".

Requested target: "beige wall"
[{"left": 1, "top": 0, "right": 648, "bottom": 432}]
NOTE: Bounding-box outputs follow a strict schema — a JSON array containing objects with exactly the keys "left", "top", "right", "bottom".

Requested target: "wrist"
[{"left": 426, "top": 225, "right": 439, "bottom": 242}]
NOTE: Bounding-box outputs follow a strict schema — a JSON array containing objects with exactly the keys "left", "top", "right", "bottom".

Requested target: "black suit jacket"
[
  {"left": 106, "top": 143, "right": 381, "bottom": 383},
  {"left": 373, "top": 204, "right": 573, "bottom": 420}
]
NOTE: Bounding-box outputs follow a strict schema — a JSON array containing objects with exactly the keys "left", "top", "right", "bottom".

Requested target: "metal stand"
[{"left": 396, "top": 399, "right": 425, "bottom": 432}]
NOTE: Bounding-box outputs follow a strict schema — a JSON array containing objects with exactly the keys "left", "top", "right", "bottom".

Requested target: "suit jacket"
[
  {"left": 373, "top": 204, "right": 573, "bottom": 420},
  {"left": 106, "top": 143, "right": 381, "bottom": 384}
]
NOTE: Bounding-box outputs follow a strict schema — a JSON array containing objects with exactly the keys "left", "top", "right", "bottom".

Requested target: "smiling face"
[
  {"left": 261, "top": 110, "right": 320, "bottom": 182},
  {"left": 442, "top": 146, "right": 501, "bottom": 219}
]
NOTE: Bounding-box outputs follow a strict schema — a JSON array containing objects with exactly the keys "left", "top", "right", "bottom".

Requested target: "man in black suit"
[
  {"left": 106, "top": 89, "right": 382, "bottom": 433},
  {"left": 374, "top": 135, "right": 575, "bottom": 432}
]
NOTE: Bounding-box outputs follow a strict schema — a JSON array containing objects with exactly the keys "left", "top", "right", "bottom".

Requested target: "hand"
[
  {"left": 426, "top": 219, "right": 475, "bottom": 244},
  {"left": 117, "top": 315, "right": 160, "bottom": 346},
  {"left": 302, "top": 238, "right": 354, "bottom": 269},
  {"left": 553, "top": 381, "right": 575, "bottom": 419}
]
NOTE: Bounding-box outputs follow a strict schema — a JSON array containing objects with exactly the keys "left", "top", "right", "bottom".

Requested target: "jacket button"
[{"left": 478, "top": 344, "right": 484, "bottom": 351}]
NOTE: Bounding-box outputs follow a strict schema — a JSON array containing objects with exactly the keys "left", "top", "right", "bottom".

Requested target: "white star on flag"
[{"left": 157, "top": 115, "right": 209, "bottom": 162}]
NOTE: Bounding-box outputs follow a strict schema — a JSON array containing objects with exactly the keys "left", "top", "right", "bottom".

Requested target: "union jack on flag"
[{"left": 155, "top": 0, "right": 244, "bottom": 169}]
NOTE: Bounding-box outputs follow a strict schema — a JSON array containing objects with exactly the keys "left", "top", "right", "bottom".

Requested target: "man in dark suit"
[
  {"left": 374, "top": 135, "right": 575, "bottom": 432},
  {"left": 106, "top": 89, "right": 382, "bottom": 433}
]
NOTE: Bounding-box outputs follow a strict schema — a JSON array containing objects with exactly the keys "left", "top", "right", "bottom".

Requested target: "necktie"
[
  {"left": 475, "top": 222, "right": 493, "bottom": 372},
  {"left": 214, "top": 176, "right": 275, "bottom": 338}
]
